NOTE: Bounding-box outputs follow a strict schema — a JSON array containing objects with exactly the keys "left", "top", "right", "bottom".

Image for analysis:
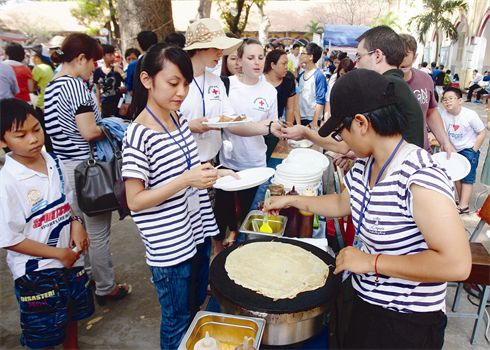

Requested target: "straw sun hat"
[
  {"left": 42, "top": 36, "right": 66, "bottom": 49},
  {"left": 184, "top": 18, "right": 242, "bottom": 55}
]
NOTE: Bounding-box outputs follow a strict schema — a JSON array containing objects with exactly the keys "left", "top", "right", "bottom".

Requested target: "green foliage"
[
  {"left": 304, "top": 20, "right": 323, "bottom": 40},
  {"left": 216, "top": 0, "right": 265, "bottom": 36},
  {"left": 84, "top": 25, "right": 101, "bottom": 36},
  {"left": 70, "top": 0, "right": 117, "bottom": 28},
  {"left": 407, "top": 0, "right": 468, "bottom": 64},
  {"left": 372, "top": 11, "right": 402, "bottom": 31},
  {"left": 407, "top": 0, "right": 468, "bottom": 44}
]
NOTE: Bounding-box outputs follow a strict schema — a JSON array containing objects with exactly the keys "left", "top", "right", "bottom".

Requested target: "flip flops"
[
  {"left": 223, "top": 231, "right": 238, "bottom": 248},
  {"left": 223, "top": 238, "right": 236, "bottom": 247},
  {"left": 95, "top": 283, "right": 132, "bottom": 306},
  {"left": 457, "top": 206, "right": 469, "bottom": 214}
]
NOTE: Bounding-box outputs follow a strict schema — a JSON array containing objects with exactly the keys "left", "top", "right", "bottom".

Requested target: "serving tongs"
[{"left": 259, "top": 189, "right": 273, "bottom": 233}]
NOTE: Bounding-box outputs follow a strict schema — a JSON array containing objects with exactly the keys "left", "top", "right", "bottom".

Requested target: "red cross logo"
[
  {"left": 259, "top": 100, "right": 264, "bottom": 106},
  {"left": 212, "top": 89, "right": 218, "bottom": 95}
]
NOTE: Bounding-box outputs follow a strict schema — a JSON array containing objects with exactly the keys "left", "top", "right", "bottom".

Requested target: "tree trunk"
[
  {"left": 108, "top": 0, "right": 120, "bottom": 41},
  {"left": 435, "top": 23, "right": 440, "bottom": 65},
  {"left": 197, "top": 0, "right": 212, "bottom": 19},
  {"left": 229, "top": 0, "right": 245, "bottom": 35},
  {"left": 117, "top": 0, "right": 175, "bottom": 54},
  {"left": 257, "top": 3, "right": 270, "bottom": 47}
]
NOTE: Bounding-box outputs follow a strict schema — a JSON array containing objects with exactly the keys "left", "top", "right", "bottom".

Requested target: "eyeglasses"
[
  {"left": 442, "top": 97, "right": 457, "bottom": 103},
  {"left": 331, "top": 125, "right": 345, "bottom": 142},
  {"left": 355, "top": 50, "right": 375, "bottom": 62}
]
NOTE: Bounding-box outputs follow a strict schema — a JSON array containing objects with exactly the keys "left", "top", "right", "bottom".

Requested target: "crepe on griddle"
[{"left": 225, "top": 242, "right": 329, "bottom": 301}]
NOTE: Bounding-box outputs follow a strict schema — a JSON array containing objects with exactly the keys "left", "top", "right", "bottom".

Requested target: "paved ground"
[{"left": 1, "top": 101, "right": 489, "bottom": 349}]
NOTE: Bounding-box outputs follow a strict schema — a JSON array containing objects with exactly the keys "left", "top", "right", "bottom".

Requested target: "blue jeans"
[
  {"left": 149, "top": 238, "right": 211, "bottom": 350},
  {"left": 458, "top": 148, "right": 480, "bottom": 184}
]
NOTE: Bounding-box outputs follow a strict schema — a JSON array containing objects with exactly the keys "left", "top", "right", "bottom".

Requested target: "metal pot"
[{"left": 210, "top": 237, "right": 341, "bottom": 346}]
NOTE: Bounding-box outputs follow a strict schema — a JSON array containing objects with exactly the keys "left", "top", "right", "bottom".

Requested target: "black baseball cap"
[{"left": 319, "top": 69, "right": 399, "bottom": 138}]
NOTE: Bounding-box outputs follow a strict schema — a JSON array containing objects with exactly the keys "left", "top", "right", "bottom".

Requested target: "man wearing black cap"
[
  {"left": 355, "top": 26, "right": 425, "bottom": 149},
  {"left": 265, "top": 69, "right": 471, "bottom": 350}
]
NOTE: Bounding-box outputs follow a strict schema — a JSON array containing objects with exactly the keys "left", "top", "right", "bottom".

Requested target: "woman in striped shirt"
[
  {"left": 266, "top": 69, "right": 471, "bottom": 349},
  {"left": 44, "top": 34, "right": 131, "bottom": 305},
  {"left": 122, "top": 43, "right": 236, "bottom": 349}
]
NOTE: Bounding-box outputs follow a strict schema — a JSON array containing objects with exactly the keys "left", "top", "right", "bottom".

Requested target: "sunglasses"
[{"left": 331, "top": 125, "right": 345, "bottom": 142}]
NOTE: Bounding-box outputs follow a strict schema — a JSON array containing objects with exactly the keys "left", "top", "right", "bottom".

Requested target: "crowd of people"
[{"left": 0, "top": 19, "right": 486, "bottom": 350}]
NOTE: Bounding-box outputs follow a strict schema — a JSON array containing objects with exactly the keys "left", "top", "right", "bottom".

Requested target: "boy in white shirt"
[
  {"left": 0, "top": 99, "right": 93, "bottom": 349},
  {"left": 441, "top": 87, "right": 486, "bottom": 214},
  {"left": 298, "top": 42, "right": 327, "bottom": 128}
]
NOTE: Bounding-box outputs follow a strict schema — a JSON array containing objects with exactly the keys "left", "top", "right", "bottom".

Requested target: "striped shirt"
[
  {"left": 44, "top": 75, "right": 102, "bottom": 161},
  {"left": 344, "top": 144, "right": 454, "bottom": 313},
  {"left": 121, "top": 115, "right": 218, "bottom": 267}
]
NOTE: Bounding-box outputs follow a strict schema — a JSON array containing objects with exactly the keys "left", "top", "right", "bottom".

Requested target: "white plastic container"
[{"left": 194, "top": 331, "right": 221, "bottom": 350}]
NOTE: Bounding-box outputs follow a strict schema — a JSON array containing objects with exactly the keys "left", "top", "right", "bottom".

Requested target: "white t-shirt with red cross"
[
  {"left": 0, "top": 152, "right": 83, "bottom": 280},
  {"left": 220, "top": 75, "right": 278, "bottom": 171},
  {"left": 179, "top": 71, "right": 236, "bottom": 162},
  {"left": 441, "top": 106, "right": 485, "bottom": 152}
]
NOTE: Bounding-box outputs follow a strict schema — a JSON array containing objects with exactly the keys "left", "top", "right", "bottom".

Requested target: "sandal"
[
  {"left": 223, "top": 231, "right": 238, "bottom": 248},
  {"left": 223, "top": 238, "right": 236, "bottom": 247},
  {"left": 95, "top": 283, "right": 132, "bottom": 306},
  {"left": 458, "top": 206, "right": 469, "bottom": 214}
]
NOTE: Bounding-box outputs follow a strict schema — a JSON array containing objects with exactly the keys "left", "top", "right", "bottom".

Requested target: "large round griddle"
[{"left": 210, "top": 237, "right": 341, "bottom": 314}]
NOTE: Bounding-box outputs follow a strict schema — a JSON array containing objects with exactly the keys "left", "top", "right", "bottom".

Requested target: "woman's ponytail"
[{"left": 130, "top": 58, "right": 147, "bottom": 120}]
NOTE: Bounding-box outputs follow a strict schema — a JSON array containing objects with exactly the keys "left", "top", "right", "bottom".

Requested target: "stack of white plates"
[
  {"left": 284, "top": 148, "right": 330, "bottom": 172},
  {"left": 273, "top": 162, "right": 323, "bottom": 194},
  {"left": 272, "top": 149, "right": 329, "bottom": 194}
]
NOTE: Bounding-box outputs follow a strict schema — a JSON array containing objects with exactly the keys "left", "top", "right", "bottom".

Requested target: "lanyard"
[
  {"left": 342, "top": 137, "right": 404, "bottom": 282},
  {"left": 193, "top": 72, "right": 205, "bottom": 118},
  {"left": 354, "top": 137, "right": 405, "bottom": 244},
  {"left": 145, "top": 105, "right": 192, "bottom": 170}
]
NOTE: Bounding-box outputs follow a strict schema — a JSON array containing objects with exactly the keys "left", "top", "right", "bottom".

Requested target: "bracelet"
[
  {"left": 70, "top": 215, "right": 84, "bottom": 225},
  {"left": 268, "top": 120, "right": 273, "bottom": 135},
  {"left": 374, "top": 253, "right": 382, "bottom": 286}
]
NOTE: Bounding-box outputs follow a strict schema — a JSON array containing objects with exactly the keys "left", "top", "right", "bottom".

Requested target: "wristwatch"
[{"left": 70, "top": 216, "right": 84, "bottom": 225}]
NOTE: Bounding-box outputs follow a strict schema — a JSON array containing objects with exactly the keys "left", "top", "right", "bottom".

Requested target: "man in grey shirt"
[{"left": 0, "top": 62, "right": 19, "bottom": 99}]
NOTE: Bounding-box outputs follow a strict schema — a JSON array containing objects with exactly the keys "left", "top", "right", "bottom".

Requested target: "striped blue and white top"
[
  {"left": 121, "top": 115, "right": 218, "bottom": 267},
  {"left": 344, "top": 144, "right": 454, "bottom": 313},
  {"left": 44, "top": 76, "right": 102, "bottom": 161}
]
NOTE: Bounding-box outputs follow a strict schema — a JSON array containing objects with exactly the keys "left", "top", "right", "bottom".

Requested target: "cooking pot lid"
[{"left": 210, "top": 237, "right": 341, "bottom": 314}]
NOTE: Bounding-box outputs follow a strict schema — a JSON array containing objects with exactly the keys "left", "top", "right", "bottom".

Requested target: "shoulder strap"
[{"left": 220, "top": 76, "right": 230, "bottom": 96}]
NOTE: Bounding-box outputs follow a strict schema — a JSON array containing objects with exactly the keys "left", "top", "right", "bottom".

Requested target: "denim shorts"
[
  {"left": 458, "top": 148, "right": 480, "bottom": 184},
  {"left": 14, "top": 266, "right": 94, "bottom": 349}
]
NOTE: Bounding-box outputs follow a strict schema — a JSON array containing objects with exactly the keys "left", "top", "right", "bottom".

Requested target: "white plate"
[
  {"left": 286, "top": 149, "right": 330, "bottom": 172},
  {"left": 287, "top": 139, "right": 314, "bottom": 148},
  {"left": 432, "top": 152, "right": 471, "bottom": 181},
  {"left": 202, "top": 117, "right": 251, "bottom": 128},
  {"left": 214, "top": 167, "right": 275, "bottom": 191},
  {"left": 276, "top": 163, "right": 322, "bottom": 177}
]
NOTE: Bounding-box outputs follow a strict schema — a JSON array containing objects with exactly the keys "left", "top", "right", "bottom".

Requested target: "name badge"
[
  {"left": 199, "top": 131, "right": 211, "bottom": 139},
  {"left": 187, "top": 187, "right": 200, "bottom": 212}
]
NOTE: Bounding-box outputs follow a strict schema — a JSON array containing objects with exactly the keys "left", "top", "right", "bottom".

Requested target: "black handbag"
[{"left": 74, "top": 126, "right": 124, "bottom": 217}]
